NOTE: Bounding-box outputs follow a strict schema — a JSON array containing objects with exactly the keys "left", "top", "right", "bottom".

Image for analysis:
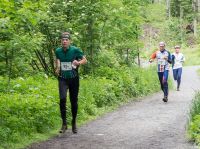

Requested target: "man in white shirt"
[{"left": 172, "top": 45, "right": 185, "bottom": 91}]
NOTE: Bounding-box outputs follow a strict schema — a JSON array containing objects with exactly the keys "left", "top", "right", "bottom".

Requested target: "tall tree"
[
  {"left": 166, "top": 0, "right": 171, "bottom": 18},
  {"left": 0, "top": 0, "right": 46, "bottom": 79}
]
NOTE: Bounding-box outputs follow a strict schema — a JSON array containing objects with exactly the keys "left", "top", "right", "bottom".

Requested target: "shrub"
[
  {"left": 188, "top": 92, "right": 200, "bottom": 145},
  {"left": 0, "top": 65, "right": 160, "bottom": 148}
]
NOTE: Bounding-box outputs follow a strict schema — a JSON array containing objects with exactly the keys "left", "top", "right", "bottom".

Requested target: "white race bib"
[
  {"left": 61, "top": 62, "right": 72, "bottom": 71},
  {"left": 158, "top": 59, "right": 166, "bottom": 65}
]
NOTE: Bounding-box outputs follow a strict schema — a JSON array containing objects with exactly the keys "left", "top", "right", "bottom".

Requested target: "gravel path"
[{"left": 28, "top": 66, "right": 200, "bottom": 149}]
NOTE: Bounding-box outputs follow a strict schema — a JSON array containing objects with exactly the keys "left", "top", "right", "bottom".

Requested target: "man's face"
[
  {"left": 175, "top": 48, "right": 180, "bottom": 53},
  {"left": 62, "top": 38, "right": 70, "bottom": 48},
  {"left": 159, "top": 45, "right": 165, "bottom": 51}
]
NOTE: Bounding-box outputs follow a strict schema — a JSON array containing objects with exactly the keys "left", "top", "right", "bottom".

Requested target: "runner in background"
[
  {"left": 149, "top": 42, "right": 172, "bottom": 102},
  {"left": 172, "top": 45, "right": 185, "bottom": 91}
]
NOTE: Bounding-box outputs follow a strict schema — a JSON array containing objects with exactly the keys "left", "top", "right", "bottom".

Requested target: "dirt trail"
[{"left": 28, "top": 66, "right": 200, "bottom": 149}]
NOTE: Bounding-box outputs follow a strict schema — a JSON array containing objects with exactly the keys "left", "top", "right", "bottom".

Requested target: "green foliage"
[
  {"left": 188, "top": 92, "right": 200, "bottom": 145},
  {"left": 180, "top": 46, "right": 200, "bottom": 66},
  {"left": 188, "top": 115, "right": 200, "bottom": 144},
  {"left": 162, "top": 18, "right": 187, "bottom": 46},
  {"left": 0, "top": 0, "right": 47, "bottom": 77},
  {"left": 0, "top": 64, "right": 160, "bottom": 148},
  {"left": 0, "top": 1, "right": 176, "bottom": 148},
  {"left": 142, "top": 3, "right": 166, "bottom": 25},
  {"left": 0, "top": 0, "right": 147, "bottom": 77},
  {"left": 189, "top": 92, "right": 200, "bottom": 120},
  {"left": 41, "top": 0, "right": 145, "bottom": 73},
  {"left": 150, "top": 10, "right": 187, "bottom": 47},
  {"left": 170, "top": 0, "right": 193, "bottom": 22},
  {"left": 142, "top": 2, "right": 197, "bottom": 55},
  {"left": 0, "top": 75, "right": 59, "bottom": 148}
]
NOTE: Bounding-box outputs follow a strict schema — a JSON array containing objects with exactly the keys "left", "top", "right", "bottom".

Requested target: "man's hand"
[
  {"left": 149, "top": 59, "right": 153, "bottom": 63},
  {"left": 163, "top": 56, "right": 168, "bottom": 60},
  {"left": 72, "top": 60, "right": 80, "bottom": 66}
]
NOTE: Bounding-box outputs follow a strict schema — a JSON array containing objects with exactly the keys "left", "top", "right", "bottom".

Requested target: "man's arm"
[
  {"left": 167, "top": 52, "right": 172, "bottom": 64},
  {"left": 78, "top": 56, "right": 87, "bottom": 65},
  {"left": 72, "top": 56, "right": 87, "bottom": 66},
  {"left": 149, "top": 51, "right": 157, "bottom": 63},
  {"left": 55, "top": 59, "right": 60, "bottom": 76},
  {"left": 181, "top": 54, "right": 185, "bottom": 62},
  {"left": 171, "top": 54, "right": 175, "bottom": 67}
]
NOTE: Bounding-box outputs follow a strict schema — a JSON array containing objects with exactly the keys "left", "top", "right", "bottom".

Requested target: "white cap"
[
  {"left": 159, "top": 42, "right": 165, "bottom": 47},
  {"left": 174, "top": 45, "right": 180, "bottom": 49}
]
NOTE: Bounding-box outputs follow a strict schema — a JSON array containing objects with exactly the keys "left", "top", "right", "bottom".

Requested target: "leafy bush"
[
  {"left": 188, "top": 92, "right": 200, "bottom": 145},
  {"left": 0, "top": 64, "right": 160, "bottom": 148},
  {"left": 0, "top": 75, "right": 60, "bottom": 148}
]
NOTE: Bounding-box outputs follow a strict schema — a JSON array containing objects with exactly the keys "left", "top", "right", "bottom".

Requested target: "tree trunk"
[
  {"left": 193, "top": 0, "right": 198, "bottom": 37},
  {"left": 180, "top": 5, "right": 184, "bottom": 45},
  {"left": 196, "top": 0, "right": 200, "bottom": 22},
  {"left": 126, "top": 48, "right": 129, "bottom": 64},
  {"left": 166, "top": 0, "right": 171, "bottom": 19},
  {"left": 138, "top": 51, "right": 140, "bottom": 67},
  {"left": 198, "top": 0, "right": 200, "bottom": 21},
  {"left": 7, "top": 48, "right": 14, "bottom": 91},
  {"left": 5, "top": 50, "right": 8, "bottom": 68},
  {"left": 193, "top": 19, "right": 197, "bottom": 37}
]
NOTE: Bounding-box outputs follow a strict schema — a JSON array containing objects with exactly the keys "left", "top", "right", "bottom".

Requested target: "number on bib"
[{"left": 61, "top": 62, "right": 72, "bottom": 71}]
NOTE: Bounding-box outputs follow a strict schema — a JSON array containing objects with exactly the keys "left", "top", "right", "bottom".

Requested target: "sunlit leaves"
[
  {"left": 0, "top": 0, "right": 148, "bottom": 77},
  {"left": 170, "top": 0, "right": 194, "bottom": 21}
]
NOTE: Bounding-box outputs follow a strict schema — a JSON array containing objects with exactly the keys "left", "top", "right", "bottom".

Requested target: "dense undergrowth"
[
  {"left": 188, "top": 70, "right": 200, "bottom": 146},
  {"left": 0, "top": 65, "right": 160, "bottom": 149}
]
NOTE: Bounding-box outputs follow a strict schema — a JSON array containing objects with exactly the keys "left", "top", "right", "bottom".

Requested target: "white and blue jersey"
[
  {"left": 151, "top": 49, "right": 172, "bottom": 72},
  {"left": 150, "top": 49, "right": 172, "bottom": 97}
]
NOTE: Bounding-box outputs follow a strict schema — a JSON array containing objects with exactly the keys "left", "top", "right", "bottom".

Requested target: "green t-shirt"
[{"left": 55, "top": 45, "right": 84, "bottom": 79}]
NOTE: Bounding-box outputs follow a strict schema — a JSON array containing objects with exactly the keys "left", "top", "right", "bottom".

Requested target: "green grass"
[
  {"left": 188, "top": 71, "right": 200, "bottom": 146},
  {"left": 0, "top": 129, "right": 60, "bottom": 149},
  {"left": 180, "top": 46, "right": 200, "bottom": 66}
]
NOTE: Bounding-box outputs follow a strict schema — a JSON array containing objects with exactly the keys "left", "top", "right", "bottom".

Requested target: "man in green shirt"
[{"left": 55, "top": 32, "right": 87, "bottom": 133}]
